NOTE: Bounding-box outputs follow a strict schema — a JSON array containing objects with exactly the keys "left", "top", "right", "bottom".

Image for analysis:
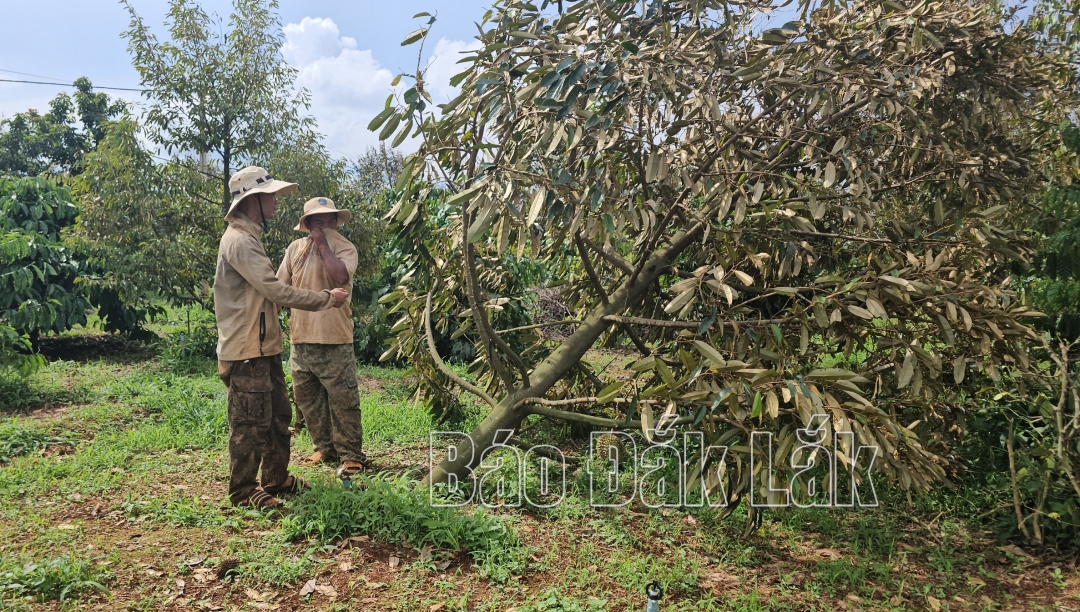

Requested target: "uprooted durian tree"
[{"left": 376, "top": 0, "right": 1080, "bottom": 505}]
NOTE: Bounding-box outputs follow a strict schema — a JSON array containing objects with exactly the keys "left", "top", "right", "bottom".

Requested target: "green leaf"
[
  {"left": 391, "top": 120, "right": 412, "bottom": 148},
  {"left": 402, "top": 27, "right": 429, "bottom": 46},
  {"left": 598, "top": 381, "right": 624, "bottom": 403},
  {"left": 378, "top": 114, "right": 401, "bottom": 141},
  {"left": 656, "top": 360, "right": 676, "bottom": 388},
  {"left": 367, "top": 107, "right": 395, "bottom": 132},
  {"left": 694, "top": 340, "right": 726, "bottom": 368}
]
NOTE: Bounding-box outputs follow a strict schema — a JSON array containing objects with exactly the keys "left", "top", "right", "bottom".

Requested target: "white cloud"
[
  {"left": 422, "top": 37, "right": 482, "bottom": 104},
  {"left": 283, "top": 17, "right": 395, "bottom": 156},
  {"left": 282, "top": 18, "right": 480, "bottom": 157},
  {"left": 282, "top": 17, "right": 358, "bottom": 67}
]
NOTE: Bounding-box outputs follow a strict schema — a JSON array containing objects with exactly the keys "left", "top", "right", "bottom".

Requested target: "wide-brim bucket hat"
[
  {"left": 294, "top": 197, "right": 352, "bottom": 232},
  {"left": 225, "top": 166, "right": 298, "bottom": 221}
]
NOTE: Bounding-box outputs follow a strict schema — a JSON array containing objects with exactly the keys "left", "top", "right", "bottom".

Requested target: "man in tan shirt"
[
  {"left": 214, "top": 167, "right": 348, "bottom": 509},
  {"left": 278, "top": 197, "right": 367, "bottom": 478}
]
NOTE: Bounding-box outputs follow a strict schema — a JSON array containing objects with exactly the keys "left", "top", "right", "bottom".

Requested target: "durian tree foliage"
[{"left": 376, "top": 0, "right": 1080, "bottom": 502}]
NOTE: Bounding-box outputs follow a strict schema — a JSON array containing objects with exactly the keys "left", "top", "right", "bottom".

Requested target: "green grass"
[{"left": 0, "top": 345, "right": 1075, "bottom": 610}]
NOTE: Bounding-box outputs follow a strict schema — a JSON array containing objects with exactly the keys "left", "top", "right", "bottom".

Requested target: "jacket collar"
[{"left": 229, "top": 212, "right": 264, "bottom": 238}]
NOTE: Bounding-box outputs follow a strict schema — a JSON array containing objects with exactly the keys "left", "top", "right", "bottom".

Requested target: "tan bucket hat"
[
  {"left": 294, "top": 197, "right": 351, "bottom": 232},
  {"left": 225, "top": 166, "right": 298, "bottom": 221}
]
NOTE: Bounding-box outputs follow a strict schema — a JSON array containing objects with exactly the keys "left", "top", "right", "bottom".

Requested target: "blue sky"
[{"left": 0, "top": 0, "right": 491, "bottom": 158}]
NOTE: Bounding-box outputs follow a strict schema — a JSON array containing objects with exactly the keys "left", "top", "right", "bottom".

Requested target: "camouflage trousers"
[
  {"left": 218, "top": 356, "right": 292, "bottom": 505},
  {"left": 290, "top": 343, "right": 366, "bottom": 464}
]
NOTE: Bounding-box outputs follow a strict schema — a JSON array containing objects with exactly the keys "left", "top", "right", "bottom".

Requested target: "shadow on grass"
[{"left": 37, "top": 333, "right": 158, "bottom": 364}]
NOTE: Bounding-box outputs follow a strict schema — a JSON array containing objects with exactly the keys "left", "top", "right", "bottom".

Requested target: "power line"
[
  {"left": 0, "top": 78, "right": 143, "bottom": 92},
  {"left": 0, "top": 67, "right": 68, "bottom": 81}
]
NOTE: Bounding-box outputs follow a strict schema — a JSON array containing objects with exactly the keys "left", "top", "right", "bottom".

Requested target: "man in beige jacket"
[
  {"left": 278, "top": 197, "right": 367, "bottom": 479},
  {"left": 214, "top": 166, "right": 347, "bottom": 509}
]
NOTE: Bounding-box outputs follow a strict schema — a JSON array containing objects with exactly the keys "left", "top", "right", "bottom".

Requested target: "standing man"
[
  {"left": 278, "top": 197, "right": 368, "bottom": 480},
  {"left": 215, "top": 167, "right": 348, "bottom": 510}
]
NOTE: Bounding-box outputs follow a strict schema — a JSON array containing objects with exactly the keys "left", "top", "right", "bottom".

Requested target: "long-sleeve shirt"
[
  {"left": 277, "top": 230, "right": 358, "bottom": 345},
  {"left": 213, "top": 213, "right": 334, "bottom": 361}
]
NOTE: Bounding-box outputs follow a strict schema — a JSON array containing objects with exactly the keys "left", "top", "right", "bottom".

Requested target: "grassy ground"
[{"left": 0, "top": 328, "right": 1078, "bottom": 610}]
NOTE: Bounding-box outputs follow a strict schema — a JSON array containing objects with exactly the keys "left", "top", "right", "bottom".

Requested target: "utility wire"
[
  {"left": 0, "top": 78, "right": 143, "bottom": 92},
  {"left": 0, "top": 67, "right": 68, "bottom": 81}
]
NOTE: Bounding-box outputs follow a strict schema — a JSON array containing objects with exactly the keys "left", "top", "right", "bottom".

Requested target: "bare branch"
[
  {"left": 575, "top": 232, "right": 609, "bottom": 305},
  {"left": 496, "top": 320, "right": 583, "bottom": 335},
  {"left": 424, "top": 291, "right": 496, "bottom": 407},
  {"left": 581, "top": 235, "right": 634, "bottom": 276},
  {"left": 603, "top": 315, "right": 791, "bottom": 329}
]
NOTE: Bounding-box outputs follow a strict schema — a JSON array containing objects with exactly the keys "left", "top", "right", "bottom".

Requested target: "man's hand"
[
  {"left": 309, "top": 227, "right": 329, "bottom": 252},
  {"left": 330, "top": 287, "right": 348, "bottom": 308}
]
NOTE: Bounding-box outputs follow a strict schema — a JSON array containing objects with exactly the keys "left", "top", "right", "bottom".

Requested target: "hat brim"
[
  {"left": 224, "top": 180, "right": 299, "bottom": 221},
  {"left": 295, "top": 209, "right": 351, "bottom": 232}
]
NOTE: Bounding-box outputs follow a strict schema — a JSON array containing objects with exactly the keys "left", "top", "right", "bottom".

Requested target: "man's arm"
[
  {"left": 274, "top": 247, "right": 293, "bottom": 312},
  {"left": 276, "top": 247, "right": 292, "bottom": 286},
  {"left": 309, "top": 228, "right": 350, "bottom": 287},
  {"left": 227, "top": 235, "right": 343, "bottom": 311}
]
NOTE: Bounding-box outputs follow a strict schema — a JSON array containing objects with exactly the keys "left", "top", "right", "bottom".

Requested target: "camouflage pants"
[
  {"left": 290, "top": 343, "right": 366, "bottom": 464},
  {"left": 218, "top": 356, "right": 292, "bottom": 504}
]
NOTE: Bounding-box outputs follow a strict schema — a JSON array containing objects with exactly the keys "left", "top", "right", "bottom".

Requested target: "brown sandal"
[
  {"left": 337, "top": 460, "right": 368, "bottom": 478},
  {"left": 299, "top": 451, "right": 333, "bottom": 467},
  {"left": 235, "top": 489, "right": 282, "bottom": 510},
  {"left": 269, "top": 475, "right": 309, "bottom": 497}
]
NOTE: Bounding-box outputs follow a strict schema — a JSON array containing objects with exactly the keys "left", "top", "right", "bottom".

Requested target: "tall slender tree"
[{"left": 122, "top": 0, "right": 314, "bottom": 213}]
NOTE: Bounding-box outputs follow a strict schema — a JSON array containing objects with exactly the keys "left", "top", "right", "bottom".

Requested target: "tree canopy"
[
  {"left": 0, "top": 78, "right": 125, "bottom": 177},
  {"left": 377, "top": 0, "right": 1080, "bottom": 511},
  {"left": 0, "top": 176, "right": 90, "bottom": 364}
]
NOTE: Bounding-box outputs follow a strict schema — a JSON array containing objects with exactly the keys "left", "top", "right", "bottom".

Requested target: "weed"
[
  {"left": 122, "top": 495, "right": 238, "bottom": 529},
  {"left": 1049, "top": 567, "right": 1067, "bottom": 588},
  {"left": 0, "top": 554, "right": 109, "bottom": 603},
  {"left": 281, "top": 474, "right": 527, "bottom": 582},
  {"left": 0, "top": 369, "right": 39, "bottom": 411},
  {"left": 0, "top": 420, "right": 72, "bottom": 463},
  {"left": 519, "top": 587, "right": 608, "bottom": 611},
  {"left": 360, "top": 392, "right": 433, "bottom": 445}
]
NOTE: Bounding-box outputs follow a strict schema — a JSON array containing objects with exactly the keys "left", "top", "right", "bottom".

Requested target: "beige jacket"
[
  {"left": 277, "top": 230, "right": 358, "bottom": 345},
  {"left": 214, "top": 213, "right": 335, "bottom": 361}
]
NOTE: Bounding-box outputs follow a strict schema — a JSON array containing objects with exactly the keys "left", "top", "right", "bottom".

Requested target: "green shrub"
[
  {"left": 161, "top": 307, "right": 218, "bottom": 361},
  {"left": 0, "top": 369, "right": 40, "bottom": 410}
]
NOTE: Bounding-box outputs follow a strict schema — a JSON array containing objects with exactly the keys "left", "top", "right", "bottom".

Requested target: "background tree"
[
  {"left": 73, "top": 117, "right": 221, "bottom": 324},
  {"left": 0, "top": 79, "right": 125, "bottom": 177},
  {"left": 379, "top": 0, "right": 1080, "bottom": 518},
  {"left": 991, "top": 122, "right": 1080, "bottom": 545},
  {"left": 0, "top": 176, "right": 91, "bottom": 360},
  {"left": 122, "top": 0, "right": 315, "bottom": 214}
]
